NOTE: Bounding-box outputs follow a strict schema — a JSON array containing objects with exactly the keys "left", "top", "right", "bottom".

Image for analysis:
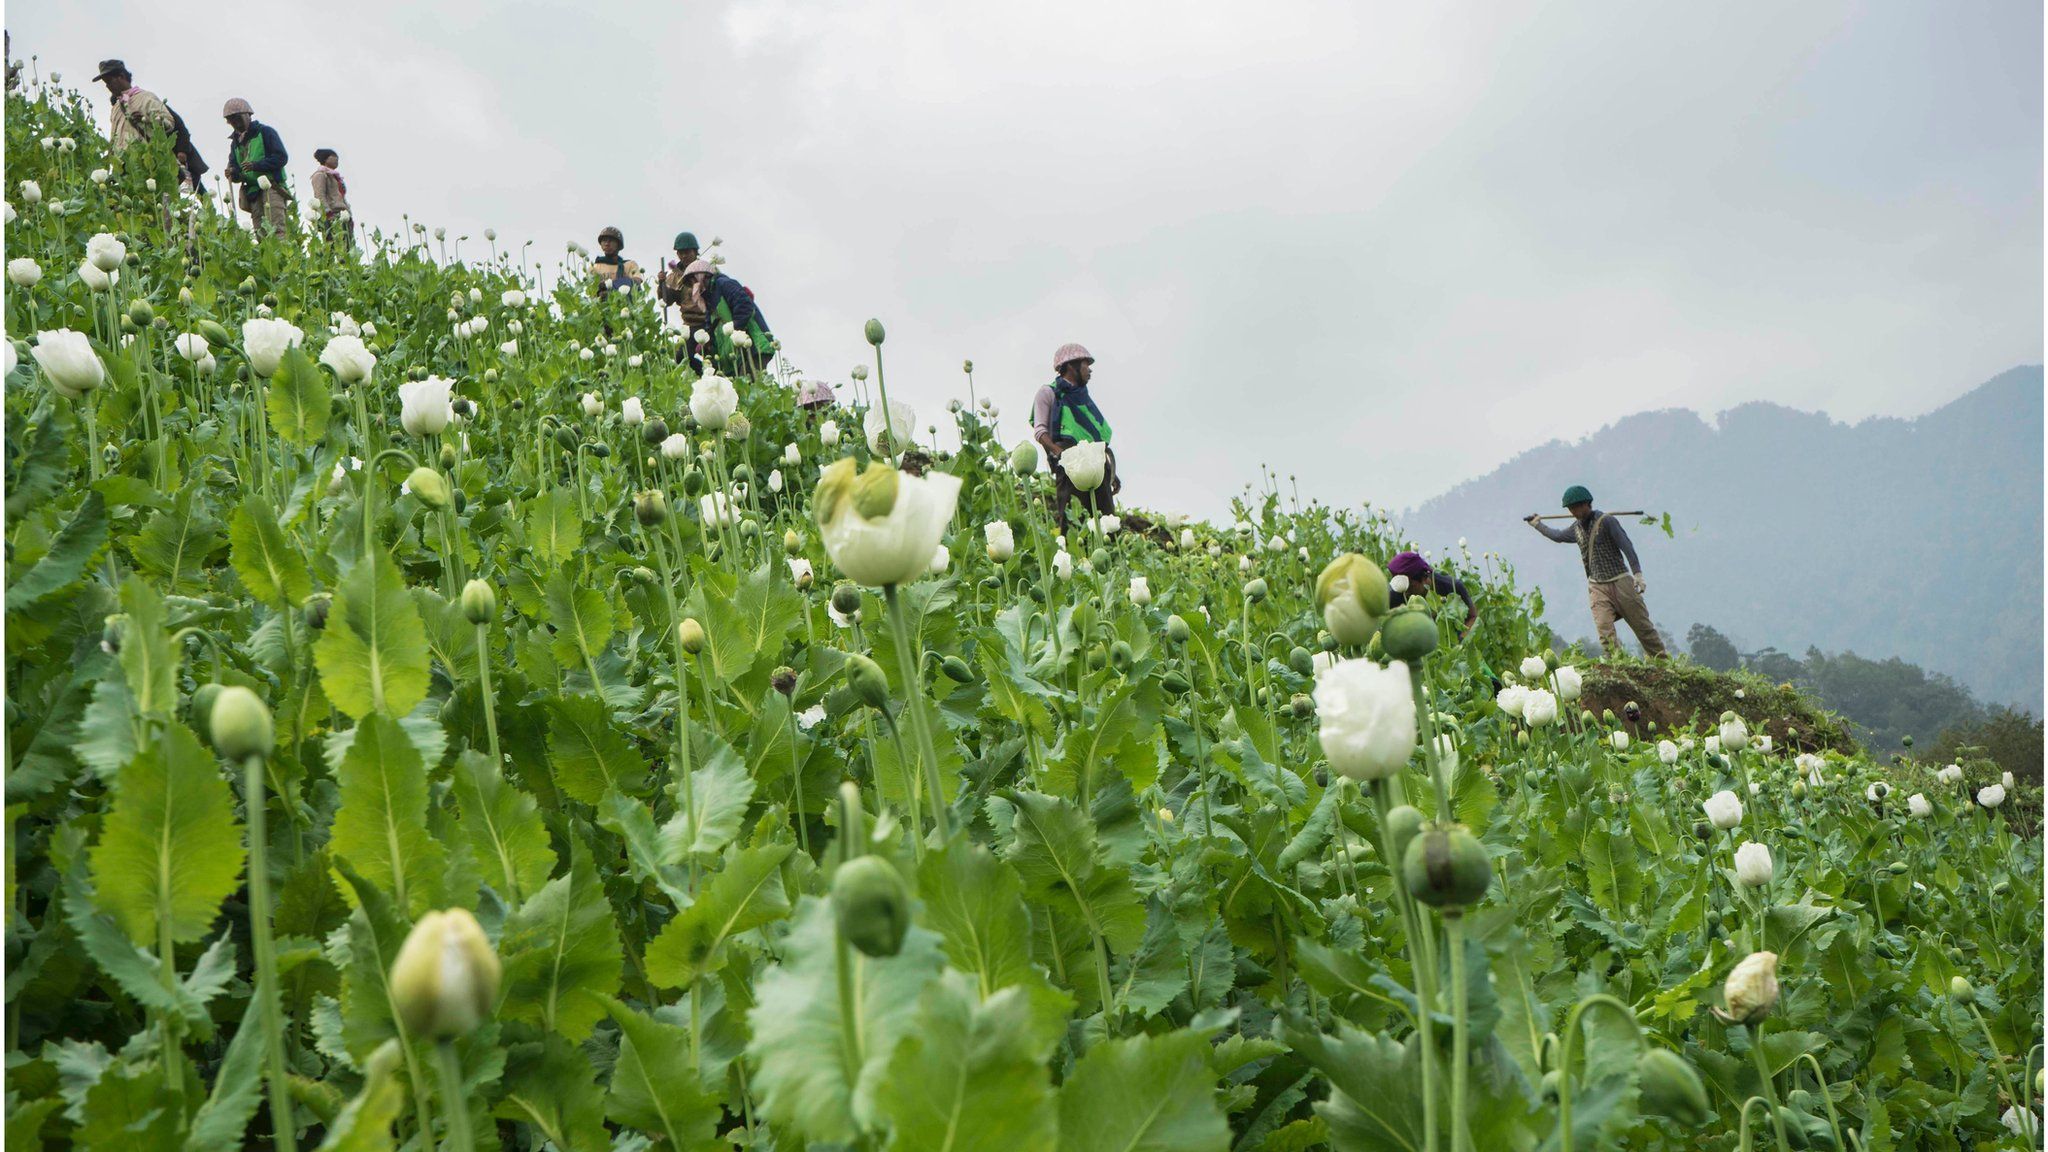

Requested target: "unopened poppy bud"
[
  {"left": 1161, "top": 671, "right": 1192, "bottom": 696},
  {"left": 126, "top": 299, "right": 154, "bottom": 325},
  {"left": 460, "top": 579, "right": 497, "bottom": 625},
  {"left": 1401, "top": 823, "right": 1490, "bottom": 910},
  {"left": 632, "top": 566, "right": 657, "bottom": 585},
  {"left": 784, "top": 530, "right": 802, "bottom": 555},
  {"left": 407, "top": 467, "right": 452, "bottom": 510},
  {"left": 438, "top": 444, "right": 458, "bottom": 470},
  {"left": 1383, "top": 805, "right": 1426, "bottom": 872},
  {"left": 1166, "top": 615, "right": 1192, "bottom": 644},
  {"left": 389, "top": 908, "right": 500, "bottom": 1040},
  {"left": 1289, "top": 647, "right": 1314, "bottom": 677},
  {"left": 1381, "top": 609, "right": 1438, "bottom": 661},
  {"left": 1109, "top": 641, "right": 1134, "bottom": 672},
  {"left": 190, "top": 682, "right": 224, "bottom": 731},
  {"left": 831, "top": 582, "right": 863, "bottom": 616},
  {"left": 1243, "top": 578, "right": 1268, "bottom": 603},
  {"left": 1289, "top": 692, "right": 1313, "bottom": 719},
  {"left": 771, "top": 666, "right": 798, "bottom": 696},
  {"left": 1720, "top": 951, "right": 1780, "bottom": 1023},
  {"left": 304, "top": 593, "right": 332, "bottom": 630},
  {"left": 678, "top": 618, "right": 706, "bottom": 655},
  {"left": 864, "top": 318, "right": 886, "bottom": 346},
  {"left": 846, "top": 653, "right": 891, "bottom": 709},
  {"left": 208, "top": 686, "right": 274, "bottom": 760},
  {"left": 643, "top": 418, "right": 668, "bottom": 445},
  {"left": 1636, "top": 1049, "right": 1711, "bottom": 1127},
  {"left": 941, "top": 655, "right": 974, "bottom": 683},
  {"left": 831, "top": 855, "right": 908, "bottom": 957},
  {"left": 1949, "top": 975, "right": 1975, "bottom": 1003},
  {"left": 683, "top": 469, "right": 708, "bottom": 496},
  {"left": 634, "top": 489, "right": 668, "bottom": 526}
]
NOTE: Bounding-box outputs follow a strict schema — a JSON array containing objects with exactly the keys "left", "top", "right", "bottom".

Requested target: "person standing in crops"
[
  {"left": 97, "top": 60, "right": 206, "bottom": 191},
  {"left": 658, "top": 231, "right": 702, "bottom": 306},
  {"left": 309, "top": 148, "right": 353, "bottom": 251},
  {"left": 1387, "top": 551, "right": 1477, "bottom": 637},
  {"left": 1034, "top": 343, "right": 1120, "bottom": 533},
  {"left": 676, "top": 259, "right": 775, "bottom": 375},
  {"left": 223, "top": 98, "right": 291, "bottom": 238},
  {"left": 1525, "top": 485, "right": 1668, "bottom": 657},
  {"left": 591, "top": 226, "right": 645, "bottom": 293}
]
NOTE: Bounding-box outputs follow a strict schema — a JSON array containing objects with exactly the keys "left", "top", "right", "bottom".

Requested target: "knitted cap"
[
  {"left": 222, "top": 97, "right": 254, "bottom": 117},
  {"left": 1053, "top": 343, "right": 1094, "bottom": 370},
  {"left": 1561, "top": 484, "right": 1592, "bottom": 507}
]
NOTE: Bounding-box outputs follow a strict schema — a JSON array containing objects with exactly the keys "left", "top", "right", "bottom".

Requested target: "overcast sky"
[{"left": 14, "top": 2, "right": 2040, "bottom": 520}]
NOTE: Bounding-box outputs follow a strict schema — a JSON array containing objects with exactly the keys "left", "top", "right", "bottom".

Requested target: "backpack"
[{"left": 163, "top": 101, "right": 209, "bottom": 177}]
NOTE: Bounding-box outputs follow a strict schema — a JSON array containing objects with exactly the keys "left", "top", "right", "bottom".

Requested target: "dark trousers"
[{"left": 1051, "top": 450, "right": 1116, "bottom": 533}]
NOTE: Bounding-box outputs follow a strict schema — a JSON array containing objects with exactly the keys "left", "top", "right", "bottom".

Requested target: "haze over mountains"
[{"left": 1400, "top": 367, "right": 2044, "bottom": 711}]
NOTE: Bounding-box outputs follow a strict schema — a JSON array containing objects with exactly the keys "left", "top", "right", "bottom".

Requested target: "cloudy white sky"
[{"left": 14, "top": 2, "right": 2041, "bottom": 520}]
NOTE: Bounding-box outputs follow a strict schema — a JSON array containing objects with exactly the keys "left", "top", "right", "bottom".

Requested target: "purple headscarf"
[{"left": 1388, "top": 551, "right": 1432, "bottom": 579}]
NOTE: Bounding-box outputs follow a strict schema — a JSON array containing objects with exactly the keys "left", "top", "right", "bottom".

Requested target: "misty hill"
[{"left": 1400, "top": 367, "right": 2044, "bottom": 711}]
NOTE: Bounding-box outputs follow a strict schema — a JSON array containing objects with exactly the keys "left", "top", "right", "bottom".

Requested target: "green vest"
[{"left": 1053, "top": 385, "right": 1112, "bottom": 444}]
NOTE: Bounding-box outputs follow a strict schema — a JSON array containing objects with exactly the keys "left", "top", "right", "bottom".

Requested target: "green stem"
[
  {"left": 1446, "top": 915, "right": 1472, "bottom": 1152},
  {"left": 243, "top": 753, "right": 297, "bottom": 1151},
  {"left": 883, "top": 585, "right": 951, "bottom": 842},
  {"left": 1746, "top": 1025, "right": 1793, "bottom": 1152},
  {"left": 1556, "top": 993, "right": 1642, "bottom": 1152},
  {"left": 474, "top": 623, "right": 501, "bottom": 768},
  {"left": 433, "top": 1041, "right": 472, "bottom": 1152},
  {"left": 1372, "top": 781, "right": 1437, "bottom": 1152}
]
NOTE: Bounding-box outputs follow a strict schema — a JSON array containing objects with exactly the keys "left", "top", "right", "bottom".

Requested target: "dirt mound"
[{"left": 1582, "top": 656, "right": 1859, "bottom": 754}]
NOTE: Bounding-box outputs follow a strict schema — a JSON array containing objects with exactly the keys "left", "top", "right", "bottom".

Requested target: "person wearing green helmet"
[
  {"left": 1525, "top": 484, "right": 1667, "bottom": 657},
  {"left": 659, "top": 231, "right": 701, "bottom": 311}
]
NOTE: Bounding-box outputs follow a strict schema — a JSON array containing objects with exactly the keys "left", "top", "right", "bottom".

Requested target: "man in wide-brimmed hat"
[
  {"left": 1526, "top": 484, "right": 1668, "bottom": 657},
  {"left": 96, "top": 59, "right": 207, "bottom": 190}
]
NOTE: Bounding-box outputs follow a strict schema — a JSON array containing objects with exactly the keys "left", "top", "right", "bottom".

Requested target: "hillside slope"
[{"left": 1401, "top": 368, "right": 2044, "bottom": 710}]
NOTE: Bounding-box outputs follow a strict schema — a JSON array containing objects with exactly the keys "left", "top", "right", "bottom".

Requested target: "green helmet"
[
  {"left": 672, "top": 231, "right": 699, "bottom": 251},
  {"left": 1561, "top": 484, "right": 1592, "bottom": 507}
]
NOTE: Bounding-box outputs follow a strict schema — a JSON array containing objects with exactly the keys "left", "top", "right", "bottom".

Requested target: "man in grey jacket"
[{"left": 1526, "top": 484, "right": 1668, "bottom": 657}]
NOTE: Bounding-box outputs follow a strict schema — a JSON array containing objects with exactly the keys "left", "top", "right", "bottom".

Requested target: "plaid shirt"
[{"left": 109, "top": 86, "right": 174, "bottom": 153}]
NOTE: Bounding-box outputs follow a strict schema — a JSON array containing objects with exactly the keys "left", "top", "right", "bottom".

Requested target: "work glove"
[{"left": 1632, "top": 574, "right": 1646, "bottom": 595}]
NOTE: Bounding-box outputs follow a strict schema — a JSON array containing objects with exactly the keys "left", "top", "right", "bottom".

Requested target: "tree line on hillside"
[{"left": 1685, "top": 623, "right": 2042, "bottom": 782}]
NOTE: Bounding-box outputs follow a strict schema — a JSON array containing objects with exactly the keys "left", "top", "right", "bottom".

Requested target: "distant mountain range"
[{"left": 1400, "top": 367, "right": 2044, "bottom": 712}]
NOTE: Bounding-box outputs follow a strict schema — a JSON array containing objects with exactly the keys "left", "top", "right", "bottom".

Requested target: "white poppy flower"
[
  {"left": 984, "top": 521, "right": 1015, "bottom": 562},
  {"left": 29, "top": 329, "right": 105, "bottom": 399},
  {"left": 1733, "top": 841, "right": 1773, "bottom": 887},
  {"left": 85, "top": 232, "right": 126, "bottom": 271},
  {"left": 1061, "top": 442, "right": 1108, "bottom": 491},
  {"left": 241, "top": 317, "right": 304, "bottom": 377},
  {"left": 813, "top": 459, "right": 962, "bottom": 587},
  {"left": 398, "top": 377, "right": 455, "bottom": 436},
  {"left": 319, "top": 334, "right": 377, "bottom": 384},
  {"left": 7, "top": 257, "right": 43, "bottom": 286},
  {"left": 690, "top": 375, "right": 738, "bottom": 430},
  {"left": 1314, "top": 658, "right": 1417, "bottom": 782},
  {"left": 864, "top": 398, "right": 916, "bottom": 455},
  {"left": 1703, "top": 790, "right": 1744, "bottom": 830}
]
